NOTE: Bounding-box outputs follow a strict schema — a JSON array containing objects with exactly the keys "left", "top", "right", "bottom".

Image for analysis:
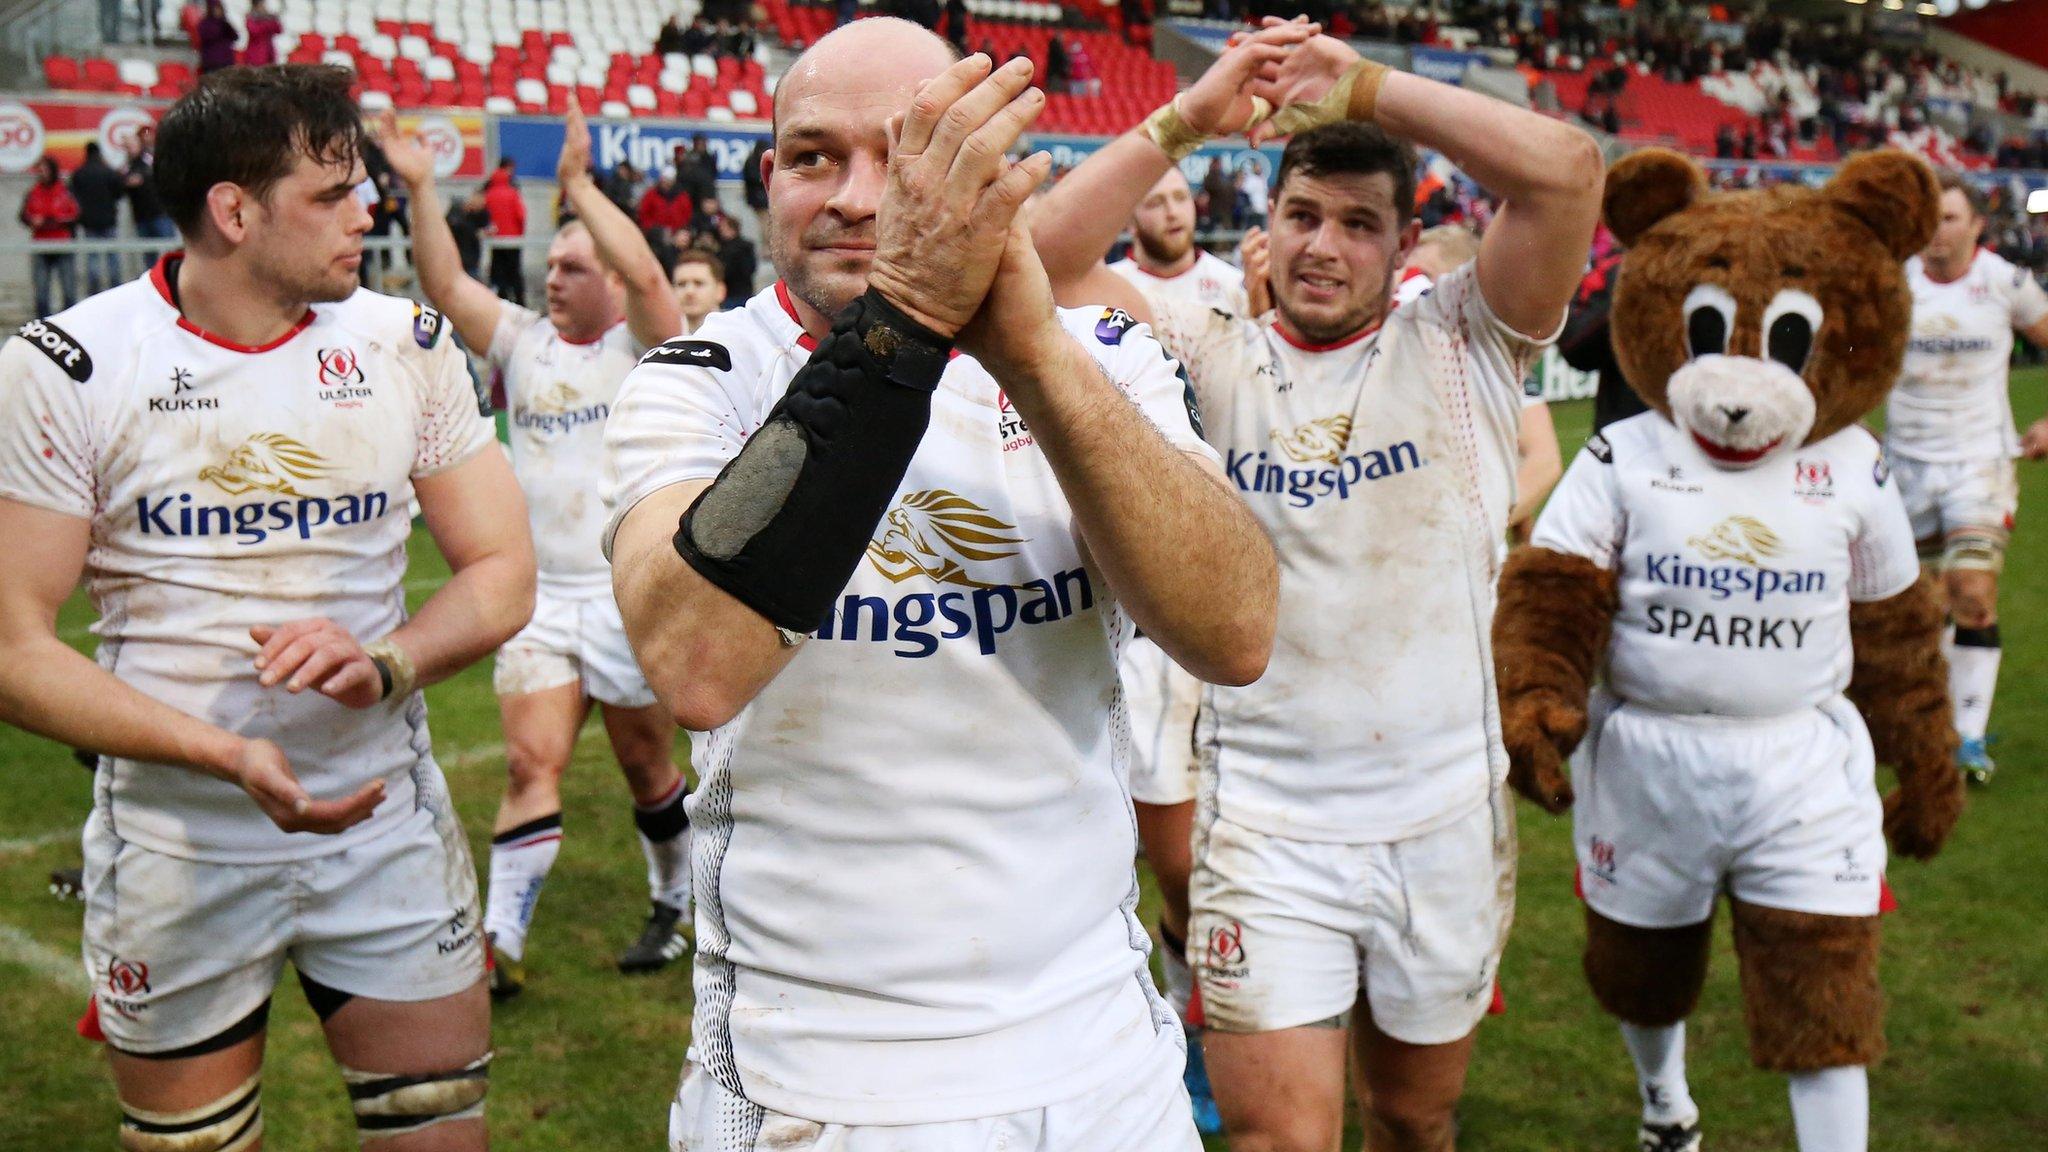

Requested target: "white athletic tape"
[
  {"left": 0, "top": 828, "right": 76, "bottom": 855},
  {"left": 0, "top": 920, "right": 89, "bottom": 993}
]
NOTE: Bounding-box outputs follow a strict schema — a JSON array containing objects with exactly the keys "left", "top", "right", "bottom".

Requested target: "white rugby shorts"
[
  {"left": 81, "top": 763, "right": 483, "bottom": 1053},
  {"left": 665, "top": 1022, "right": 1199, "bottom": 1152},
  {"left": 1189, "top": 798, "right": 1512, "bottom": 1045},
  {"left": 493, "top": 587, "right": 656, "bottom": 708},
  {"left": 1571, "top": 690, "right": 1887, "bottom": 929},
  {"left": 1119, "top": 636, "right": 1201, "bottom": 806},
  {"left": 1890, "top": 454, "right": 2017, "bottom": 564}
]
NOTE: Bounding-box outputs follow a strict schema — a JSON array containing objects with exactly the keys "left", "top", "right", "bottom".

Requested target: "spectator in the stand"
[
  {"left": 69, "top": 142, "right": 125, "bottom": 295},
  {"left": 361, "top": 135, "right": 410, "bottom": 282},
  {"left": 836, "top": 0, "right": 858, "bottom": 28},
  {"left": 690, "top": 196, "right": 730, "bottom": 245},
  {"left": 603, "top": 160, "right": 645, "bottom": 217},
  {"left": 711, "top": 213, "right": 755, "bottom": 306},
  {"left": 448, "top": 191, "right": 490, "bottom": 277},
  {"left": 1201, "top": 155, "right": 1235, "bottom": 231},
  {"left": 943, "top": 0, "right": 969, "bottom": 54},
  {"left": 681, "top": 16, "right": 715, "bottom": 56},
  {"left": 742, "top": 140, "right": 768, "bottom": 212},
  {"left": 1068, "top": 37, "right": 1099, "bottom": 97},
  {"left": 668, "top": 249, "right": 726, "bottom": 332},
  {"left": 241, "top": 0, "right": 280, "bottom": 66},
  {"left": 123, "top": 124, "right": 173, "bottom": 256},
  {"left": 683, "top": 136, "right": 718, "bottom": 204},
  {"left": 21, "top": 157, "right": 80, "bottom": 316},
  {"left": 195, "top": 0, "right": 239, "bottom": 75},
  {"left": 1715, "top": 121, "right": 1737, "bottom": 159},
  {"left": 720, "top": 20, "right": 756, "bottom": 59},
  {"left": 1046, "top": 35, "right": 1071, "bottom": 93},
  {"left": 1739, "top": 124, "right": 1758, "bottom": 159},
  {"left": 636, "top": 168, "right": 693, "bottom": 253},
  {"left": 1236, "top": 156, "right": 1268, "bottom": 232},
  {"left": 657, "top": 14, "right": 687, "bottom": 55},
  {"left": 483, "top": 158, "right": 527, "bottom": 304}
]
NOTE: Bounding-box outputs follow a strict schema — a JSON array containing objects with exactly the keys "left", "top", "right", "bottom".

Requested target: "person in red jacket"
[
  {"left": 20, "top": 156, "right": 80, "bottom": 315},
  {"left": 241, "top": 0, "right": 282, "bottom": 66},
  {"left": 483, "top": 159, "right": 528, "bottom": 304},
  {"left": 634, "top": 168, "right": 692, "bottom": 260}
]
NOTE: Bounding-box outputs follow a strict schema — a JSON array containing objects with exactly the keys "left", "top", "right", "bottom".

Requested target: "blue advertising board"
[{"left": 496, "top": 115, "right": 768, "bottom": 181}]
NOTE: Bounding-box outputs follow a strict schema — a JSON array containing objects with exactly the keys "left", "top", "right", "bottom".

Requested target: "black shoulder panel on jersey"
[
  {"left": 15, "top": 318, "right": 92, "bottom": 383},
  {"left": 1873, "top": 445, "right": 1889, "bottom": 488},
  {"left": 640, "top": 338, "right": 732, "bottom": 371},
  {"left": 412, "top": 303, "right": 446, "bottom": 349},
  {"left": 1177, "top": 362, "right": 1204, "bottom": 440},
  {"left": 1584, "top": 432, "right": 1612, "bottom": 463}
]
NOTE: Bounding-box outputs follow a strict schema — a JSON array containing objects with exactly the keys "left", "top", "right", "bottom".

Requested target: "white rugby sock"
[
  {"left": 1788, "top": 1066, "right": 1867, "bottom": 1152},
  {"left": 1948, "top": 627, "right": 2000, "bottom": 743},
  {"left": 1619, "top": 1021, "right": 1699, "bottom": 1128},
  {"left": 634, "top": 777, "right": 692, "bottom": 911},
  {"left": 484, "top": 813, "right": 563, "bottom": 962}
]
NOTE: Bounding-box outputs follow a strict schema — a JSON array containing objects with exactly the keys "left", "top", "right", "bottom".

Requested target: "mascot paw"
[
  {"left": 1883, "top": 784, "right": 1959, "bottom": 861},
  {"left": 1503, "top": 695, "right": 1582, "bottom": 814}
]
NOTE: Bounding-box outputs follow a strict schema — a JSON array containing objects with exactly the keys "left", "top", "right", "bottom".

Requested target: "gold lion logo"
[
  {"left": 1271, "top": 414, "right": 1354, "bottom": 464},
  {"left": 198, "top": 433, "right": 333, "bottom": 498},
  {"left": 866, "top": 490, "right": 1028, "bottom": 589},
  {"left": 1688, "top": 515, "right": 1783, "bottom": 566},
  {"left": 526, "top": 380, "right": 583, "bottom": 415}
]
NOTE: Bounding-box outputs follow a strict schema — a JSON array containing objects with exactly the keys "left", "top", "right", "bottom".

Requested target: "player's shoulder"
[
  {"left": 1810, "top": 422, "right": 1888, "bottom": 486},
  {"left": 1195, "top": 249, "right": 1245, "bottom": 286},
  {"left": 627, "top": 297, "right": 779, "bottom": 390},
  {"left": 317, "top": 288, "right": 460, "bottom": 357},
  {"left": 4, "top": 276, "right": 163, "bottom": 388}
]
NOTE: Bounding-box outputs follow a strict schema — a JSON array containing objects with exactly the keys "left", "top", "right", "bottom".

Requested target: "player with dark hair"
[
  {"left": 383, "top": 103, "right": 694, "bottom": 992},
  {"left": 604, "top": 17, "right": 1278, "bottom": 1149},
  {"left": 1885, "top": 168, "right": 2048, "bottom": 785},
  {"left": 669, "top": 248, "right": 727, "bottom": 334},
  {"left": 1035, "top": 28, "right": 1602, "bottom": 1151},
  {"left": 0, "top": 64, "right": 534, "bottom": 1150}
]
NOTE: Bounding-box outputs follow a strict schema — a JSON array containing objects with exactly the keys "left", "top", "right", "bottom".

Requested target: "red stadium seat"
[
  {"left": 81, "top": 58, "right": 121, "bottom": 92},
  {"left": 43, "top": 55, "right": 80, "bottom": 89}
]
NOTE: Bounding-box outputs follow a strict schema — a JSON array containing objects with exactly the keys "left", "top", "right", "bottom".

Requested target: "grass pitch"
[{"left": 4, "top": 374, "right": 2044, "bottom": 1149}]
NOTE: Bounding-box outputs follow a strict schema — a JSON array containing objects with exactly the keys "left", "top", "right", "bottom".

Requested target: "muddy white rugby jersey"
[
  {"left": 0, "top": 258, "right": 496, "bottom": 862},
  {"left": 1109, "top": 248, "right": 1246, "bottom": 317},
  {"left": 1887, "top": 250, "right": 2048, "bottom": 463},
  {"left": 1534, "top": 413, "right": 1919, "bottom": 717},
  {"left": 602, "top": 284, "right": 1215, "bottom": 1124},
  {"left": 1155, "top": 263, "right": 1544, "bottom": 843},
  {"left": 489, "top": 303, "right": 645, "bottom": 597}
]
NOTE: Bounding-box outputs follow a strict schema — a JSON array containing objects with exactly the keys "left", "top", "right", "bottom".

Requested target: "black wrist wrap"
[{"left": 674, "top": 288, "right": 952, "bottom": 632}]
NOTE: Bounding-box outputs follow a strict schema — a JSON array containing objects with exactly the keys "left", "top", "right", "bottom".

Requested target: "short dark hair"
[
  {"left": 1273, "top": 122, "right": 1419, "bottom": 229},
  {"left": 672, "top": 248, "right": 725, "bottom": 281},
  {"left": 154, "top": 64, "right": 365, "bottom": 237},
  {"left": 1935, "top": 168, "right": 1986, "bottom": 220}
]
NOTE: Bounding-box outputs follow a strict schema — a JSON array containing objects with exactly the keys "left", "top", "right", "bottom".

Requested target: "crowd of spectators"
[{"left": 655, "top": 12, "right": 760, "bottom": 60}]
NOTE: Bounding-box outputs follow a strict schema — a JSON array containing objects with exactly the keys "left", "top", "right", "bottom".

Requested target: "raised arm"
[
  {"left": 558, "top": 104, "right": 683, "bottom": 347},
  {"left": 1253, "top": 33, "right": 1604, "bottom": 338},
  {"left": 1030, "top": 22, "right": 1315, "bottom": 293},
  {"left": 377, "top": 110, "right": 507, "bottom": 353}
]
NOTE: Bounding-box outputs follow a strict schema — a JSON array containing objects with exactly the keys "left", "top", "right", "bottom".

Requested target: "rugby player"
[
  {"left": 0, "top": 65, "right": 534, "bottom": 1150},
  {"left": 603, "top": 20, "right": 1278, "bottom": 1149},
  {"left": 1035, "top": 28, "right": 1602, "bottom": 1151},
  {"left": 1106, "top": 166, "right": 1248, "bottom": 315},
  {"left": 1884, "top": 170, "right": 2048, "bottom": 784},
  {"left": 670, "top": 249, "right": 727, "bottom": 334},
  {"left": 383, "top": 104, "right": 693, "bottom": 991}
]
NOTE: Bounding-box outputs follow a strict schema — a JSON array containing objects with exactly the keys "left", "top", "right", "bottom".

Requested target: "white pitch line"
[
  {"left": 404, "top": 577, "right": 451, "bottom": 593},
  {"left": 440, "top": 741, "right": 507, "bottom": 769},
  {"left": 0, "top": 922, "right": 87, "bottom": 993},
  {"left": 0, "top": 828, "right": 76, "bottom": 855}
]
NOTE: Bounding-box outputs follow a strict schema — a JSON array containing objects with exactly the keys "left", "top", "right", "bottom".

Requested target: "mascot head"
[{"left": 1604, "top": 148, "right": 1939, "bottom": 469}]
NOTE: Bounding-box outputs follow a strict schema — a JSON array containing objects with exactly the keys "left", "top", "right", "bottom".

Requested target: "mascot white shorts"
[
  {"left": 1188, "top": 799, "right": 1511, "bottom": 1044},
  {"left": 1572, "top": 689, "right": 1886, "bottom": 929},
  {"left": 665, "top": 1023, "right": 1200, "bottom": 1152},
  {"left": 1119, "top": 636, "right": 1201, "bottom": 806},
  {"left": 493, "top": 589, "right": 656, "bottom": 708}
]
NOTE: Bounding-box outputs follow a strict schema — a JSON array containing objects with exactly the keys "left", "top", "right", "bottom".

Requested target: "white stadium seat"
[
  {"left": 516, "top": 76, "right": 548, "bottom": 105},
  {"left": 359, "top": 90, "right": 394, "bottom": 111},
  {"left": 118, "top": 58, "right": 158, "bottom": 89},
  {"left": 485, "top": 95, "right": 517, "bottom": 114},
  {"left": 729, "top": 89, "right": 757, "bottom": 116},
  {"left": 627, "top": 83, "right": 657, "bottom": 110},
  {"left": 424, "top": 56, "right": 456, "bottom": 81},
  {"left": 398, "top": 34, "right": 431, "bottom": 61},
  {"left": 705, "top": 105, "right": 735, "bottom": 122},
  {"left": 601, "top": 99, "right": 631, "bottom": 118}
]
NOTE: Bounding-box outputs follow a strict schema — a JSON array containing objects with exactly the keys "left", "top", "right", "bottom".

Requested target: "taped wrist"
[
  {"left": 1263, "top": 57, "right": 1391, "bottom": 139},
  {"left": 674, "top": 289, "right": 950, "bottom": 632}
]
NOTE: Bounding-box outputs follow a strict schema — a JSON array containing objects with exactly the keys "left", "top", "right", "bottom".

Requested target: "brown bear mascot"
[{"left": 1493, "top": 148, "right": 1962, "bottom": 1152}]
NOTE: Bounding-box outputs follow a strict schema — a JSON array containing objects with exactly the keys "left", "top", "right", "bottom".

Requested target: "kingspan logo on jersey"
[
  {"left": 1908, "top": 313, "right": 1995, "bottom": 358},
  {"left": 811, "top": 490, "right": 1094, "bottom": 658},
  {"left": 1644, "top": 515, "right": 1826, "bottom": 650},
  {"left": 1224, "top": 415, "right": 1424, "bottom": 508},
  {"left": 136, "top": 433, "right": 395, "bottom": 545},
  {"left": 512, "top": 381, "right": 609, "bottom": 436}
]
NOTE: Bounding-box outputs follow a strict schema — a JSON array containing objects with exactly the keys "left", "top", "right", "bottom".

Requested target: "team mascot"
[{"left": 1493, "top": 147, "right": 1961, "bottom": 1152}]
